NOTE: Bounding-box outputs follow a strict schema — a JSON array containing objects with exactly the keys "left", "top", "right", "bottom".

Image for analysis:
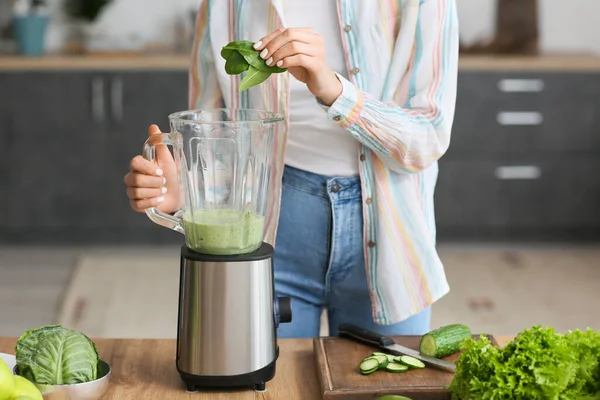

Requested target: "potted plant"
[
  {"left": 64, "top": 0, "right": 113, "bottom": 53},
  {"left": 12, "top": 0, "right": 49, "bottom": 56}
]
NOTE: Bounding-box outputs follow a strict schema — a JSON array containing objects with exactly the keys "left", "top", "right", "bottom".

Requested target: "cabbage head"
[{"left": 15, "top": 325, "right": 98, "bottom": 385}]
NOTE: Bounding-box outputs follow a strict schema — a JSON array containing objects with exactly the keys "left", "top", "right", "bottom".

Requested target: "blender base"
[{"left": 177, "top": 347, "right": 278, "bottom": 392}]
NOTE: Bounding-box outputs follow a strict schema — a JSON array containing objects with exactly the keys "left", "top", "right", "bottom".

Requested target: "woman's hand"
[
  {"left": 253, "top": 28, "right": 343, "bottom": 105},
  {"left": 124, "top": 124, "right": 182, "bottom": 214}
]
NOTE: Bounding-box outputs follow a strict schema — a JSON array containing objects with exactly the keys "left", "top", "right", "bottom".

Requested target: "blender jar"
[{"left": 142, "top": 109, "right": 283, "bottom": 255}]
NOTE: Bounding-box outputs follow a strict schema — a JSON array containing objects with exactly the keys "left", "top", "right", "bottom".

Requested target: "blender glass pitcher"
[{"left": 142, "top": 109, "right": 284, "bottom": 255}]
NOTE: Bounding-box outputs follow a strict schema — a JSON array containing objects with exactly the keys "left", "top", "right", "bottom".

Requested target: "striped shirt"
[{"left": 189, "top": 0, "right": 459, "bottom": 325}]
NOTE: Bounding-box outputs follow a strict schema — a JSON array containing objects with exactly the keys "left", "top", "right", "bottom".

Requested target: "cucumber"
[
  {"left": 376, "top": 396, "right": 413, "bottom": 400},
  {"left": 359, "top": 358, "right": 379, "bottom": 375},
  {"left": 373, "top": 352, "right": 396, "bottom": 363},
  {"left": 395, "top": 355, "right": 425, "bottom": 369},
  {"left": 373, "top": 355, "right": 389, "bottom": 369},
  {"left": 419, "top": 324, "right": 472, "bottom": 358},
  {"left": 385, "top": 362, "right": 409, "bottom": 373}
]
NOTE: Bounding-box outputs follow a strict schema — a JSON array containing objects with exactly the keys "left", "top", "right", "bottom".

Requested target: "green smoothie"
[{"left": 183, "top": 209, "right": 265, "bottom": 255}]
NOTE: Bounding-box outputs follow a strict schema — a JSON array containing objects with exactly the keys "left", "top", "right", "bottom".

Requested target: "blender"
[{"left": 141, "top": 109, "right": 292, "bottom": 391}]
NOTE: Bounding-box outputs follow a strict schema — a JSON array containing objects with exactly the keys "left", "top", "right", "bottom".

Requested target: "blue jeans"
[{"left": 274, "top": 165, "right": 431, "bottom": 338}]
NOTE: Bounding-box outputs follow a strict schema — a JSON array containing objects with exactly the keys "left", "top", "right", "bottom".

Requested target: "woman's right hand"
[{"left": 124, "top": 124, "right": 181, "bottom": 214}]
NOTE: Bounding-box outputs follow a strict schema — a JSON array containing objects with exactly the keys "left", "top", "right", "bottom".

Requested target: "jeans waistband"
[{"left": 282, "top": 165, "right": 361, "bottom": 200}]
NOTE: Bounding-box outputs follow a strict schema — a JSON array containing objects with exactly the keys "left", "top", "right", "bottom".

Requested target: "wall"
[
  {"left": 45, "top": 0, "right": 201, "bottom": 53},
  {"left": 32, "top": 0, "right": 600, "bottom": 55},
  {"left": 456, "top": 0, "right": 600, "bottom": 55}
]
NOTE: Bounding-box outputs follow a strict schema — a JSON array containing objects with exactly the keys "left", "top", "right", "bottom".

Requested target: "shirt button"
[
  {"left": 365, "top": 198, "right": 373, "bottom": 205},
  {"left": 333, "top": 115, "right": 342, "bottom": 122},
  {"left": 368, "top": 241, "right": 376, "bottom": 248},
  {"left": 352, "top": 67, "right": 360, "bottom": 74},
  {"left": 331, "top": 183, "right": 341, "bottom": 193},
  {"left": 344, "top": 25, "right": 353, "bottom": 32},
  {"left": 359, "top": 154, "right": 366, "bottom": 162}
]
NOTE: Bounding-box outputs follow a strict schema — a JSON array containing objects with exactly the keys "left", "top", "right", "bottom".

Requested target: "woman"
[{"left": 124, "top": 0, "right": 459, "bottom": 338}]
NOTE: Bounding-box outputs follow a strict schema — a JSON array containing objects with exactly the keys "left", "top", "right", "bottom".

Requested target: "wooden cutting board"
[{"left": 313, "top": 335, "right": 498, "bottom": 400}]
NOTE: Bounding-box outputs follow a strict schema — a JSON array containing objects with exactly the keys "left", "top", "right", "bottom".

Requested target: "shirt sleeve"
[
  {"left": 188, "top": 1, "right": 224, "bottom": 110},
  {"left": 322, "top": 0, "right": 459, "bottom": 174}
]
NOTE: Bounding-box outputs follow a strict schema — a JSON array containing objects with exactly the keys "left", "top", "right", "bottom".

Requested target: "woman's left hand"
[{"left": 253, "top": 28, "right": 342, "bottom": 105}]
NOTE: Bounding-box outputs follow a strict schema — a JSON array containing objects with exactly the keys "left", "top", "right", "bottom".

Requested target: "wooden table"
[{"left": 0, "top": 337, "right": 511, "bottom": 400}]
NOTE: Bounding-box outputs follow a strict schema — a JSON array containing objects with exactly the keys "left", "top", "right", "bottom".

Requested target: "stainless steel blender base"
[{"left": 176, "top": 242, "right": 292, "bottom": 390}]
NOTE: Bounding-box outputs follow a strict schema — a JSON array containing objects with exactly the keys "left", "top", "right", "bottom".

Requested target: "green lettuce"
[
  {"left": 15, "top": 324, "right": 99, "bottom": 385},
  {"left": 449, "top": 325, "right": 600, "bottom": 400}
]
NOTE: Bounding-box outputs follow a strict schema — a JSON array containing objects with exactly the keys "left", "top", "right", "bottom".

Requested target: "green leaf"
[
  {"left": 238, "top": 66, "right": 271, "bottom": 92},
  {"left": 237, "top": 48, "right": 287, "bottom": 74},
  {"left": 15, "top": 325, "right": 99, "bottom": 385},
  {"left": 225, "top": 51, "right": 249, "bottom": 75}
]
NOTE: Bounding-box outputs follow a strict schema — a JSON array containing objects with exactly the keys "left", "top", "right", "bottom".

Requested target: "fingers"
[
  {"left": 254, "top": 28, "right": 318, "bottom": 62},
  {"left": 130, "top": 155, "right": 164, "bottom": 177},
  {"left": 130, "top": 197, "right": 165, "bottom": 213},
  {"left": 126, "top": 186, "right": 167, "bottom": 200},
  {"left": 147, "top": 124, "right": 174, "bottom": 163},
  {"left": 123, "top": 171, "right": 165, "bottom": 189},
  {"left": 253, "top": 27, "right": 315, "bottom": 50},
  {"left": 276, "top": 54, "right": 320, "bottom": 72},
  {"left": 266, "top": 41, "right": 318, "bottom": 67}
]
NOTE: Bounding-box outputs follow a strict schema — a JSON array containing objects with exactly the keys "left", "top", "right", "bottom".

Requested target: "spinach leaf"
[
  {"left": 225, "top": 50, "right": 250, "bottom": 75},
  {"left": 237, "top": 48, "right": 286, "bottom": 74},
  {"left": 220, "top": 39, "right": 287, "bottom": 91},
  {"left": 239, "top": 66, "right": 271, "bottom": 92}
]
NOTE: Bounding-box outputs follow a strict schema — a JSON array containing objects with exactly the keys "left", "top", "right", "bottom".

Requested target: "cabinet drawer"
[
  {"left": 450, "top": 72, "right": 600, "bottom": 155},
  {"left": 434, "top": 159, "right": 509, "bottom": 229},
  {"left": 435, "top": 157, "right": 600, "bottom": 234}
]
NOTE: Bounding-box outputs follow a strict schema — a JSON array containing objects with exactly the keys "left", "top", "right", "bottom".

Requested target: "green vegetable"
[
  {"left": 448, "top": 325, "right": 600, "bottom": 400},
  {"left": 359, "top": 358, "right": 379, "bottom": 375},
  {"left": 375, "top": 397, "right": 413, "bottom": 400},
  {"left": 419, "top": 324, "right": 472, "bottom": 358},
  {"left": 385, "top": 362, "right": 409, "bottom": 373},
  {"left": 15, "top": 325, "right": 99, "bottom": 385},
  {"left": 395, "top": 355, "right": 425, "bottom": 369},
  {"left": 220, "top": 40, "right": 287, "bottom": 92}
]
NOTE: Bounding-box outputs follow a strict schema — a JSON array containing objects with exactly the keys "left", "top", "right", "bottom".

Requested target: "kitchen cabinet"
[
  {"left": 435, "top": 70, "right": 600, "bottom": 242},
  {"left": 0, "top": 70, "right": 188, "bottom": 244}
]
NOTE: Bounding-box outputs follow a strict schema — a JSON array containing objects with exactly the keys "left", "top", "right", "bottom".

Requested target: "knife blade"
[{"left": 338, "top": 323, "right": 456, "bottom": 373}]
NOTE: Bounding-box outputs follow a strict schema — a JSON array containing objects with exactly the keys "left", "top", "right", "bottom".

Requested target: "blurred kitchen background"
[{"left": 0, "top": 0, "right": 599, "bottom": 339}]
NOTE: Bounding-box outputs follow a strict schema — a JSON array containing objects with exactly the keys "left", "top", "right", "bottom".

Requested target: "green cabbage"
[
  {"left": 15, "top": 325, "right": 99, "bottom": 385},
  {"left": 449, "top": 325, "right": 600, "bottom": 400}
]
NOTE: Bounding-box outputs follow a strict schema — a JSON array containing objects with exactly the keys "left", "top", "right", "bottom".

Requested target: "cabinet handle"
[
  {"left": 498, "top": 79, "right": 545, "bottom": 93},
  {"left": 91, "top": 77, "right": 105, "bottom": 123},
  {"left": 495, "top": 166, "right": 542, "bottom": 180},
  {"left": 497, "top": 111, "right": 543, "bottom": 126},
  {"left": 111, "top": 77, "right": 124, "bottom": 123}
]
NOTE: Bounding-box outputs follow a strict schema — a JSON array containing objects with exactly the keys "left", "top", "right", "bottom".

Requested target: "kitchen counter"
[
  {"left": 1, "top": 53, "right": 600, "bottom": 71},
  {"left": 0, "top": 336, "right": 512, "bottom": 400}
]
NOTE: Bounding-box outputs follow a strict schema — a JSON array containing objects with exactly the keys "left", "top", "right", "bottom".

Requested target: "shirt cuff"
[{"left": 316, "top": 73, "right": 364, "bottom": 129}]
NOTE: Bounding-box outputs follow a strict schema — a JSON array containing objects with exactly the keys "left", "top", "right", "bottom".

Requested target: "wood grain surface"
[
  {"left": 0, "top": 336, "right": 511, "bottom": 400},
  {"left": 1, "top": 54, "right": 600, "bottom": 71},
  {"left": 313, "top": 335, "right": 499, "bottom": 400}
]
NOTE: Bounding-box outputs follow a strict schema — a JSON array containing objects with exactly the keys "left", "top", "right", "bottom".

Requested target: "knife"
[{"left": 338, "top": 323, "right": 456, "bottom": 373}]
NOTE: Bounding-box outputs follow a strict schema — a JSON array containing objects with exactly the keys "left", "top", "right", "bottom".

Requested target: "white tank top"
[{"left": 283, "top": 0, "right": 360, "bottom": 177}]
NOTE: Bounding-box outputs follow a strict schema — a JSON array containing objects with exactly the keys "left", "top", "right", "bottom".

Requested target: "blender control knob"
[{"left": 278, "top": 297, "right": 292, "bottom": 324}]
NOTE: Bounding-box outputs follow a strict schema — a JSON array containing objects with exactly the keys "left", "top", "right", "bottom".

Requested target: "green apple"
[
  {"left": 0, "top": 359, "right": 15, "bottom": 400},
  {"left": 9, "top": 376, "right": 42, "bottom": 400}
]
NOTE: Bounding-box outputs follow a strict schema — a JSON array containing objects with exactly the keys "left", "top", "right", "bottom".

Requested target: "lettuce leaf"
[
  {"left": 15, "top": 324, "right": 99, "bottom": 385},
  {"left": 449, "top": 325, "right": 600, "bottom": 400}
]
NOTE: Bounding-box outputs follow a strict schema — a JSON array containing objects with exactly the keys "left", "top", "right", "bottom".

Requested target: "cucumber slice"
[
  {"left": 373, "top": 355, "right": 389, "bottom": 369},
  {"left": 386, "top": 354, "right": 396, "bottom": 363},
  {"left": 385, "top": 362, "right": 409, "bottom": 373},
  {"left": 376, "top": 396, "right": 414, "bottom": 400},
  {"left": 372, "top": 352, "right": 389, "bottom": 357},
  {"left": 395, "top": 355, "right": 426, "bottom": 369},
  {"left": 360, "top": 358, "right": 380, "bottom": 375}
]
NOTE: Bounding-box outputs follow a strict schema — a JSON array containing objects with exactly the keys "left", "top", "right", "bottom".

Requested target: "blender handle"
[{"left": 142, "top": 133, "right": 185, "bottom": 234}]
